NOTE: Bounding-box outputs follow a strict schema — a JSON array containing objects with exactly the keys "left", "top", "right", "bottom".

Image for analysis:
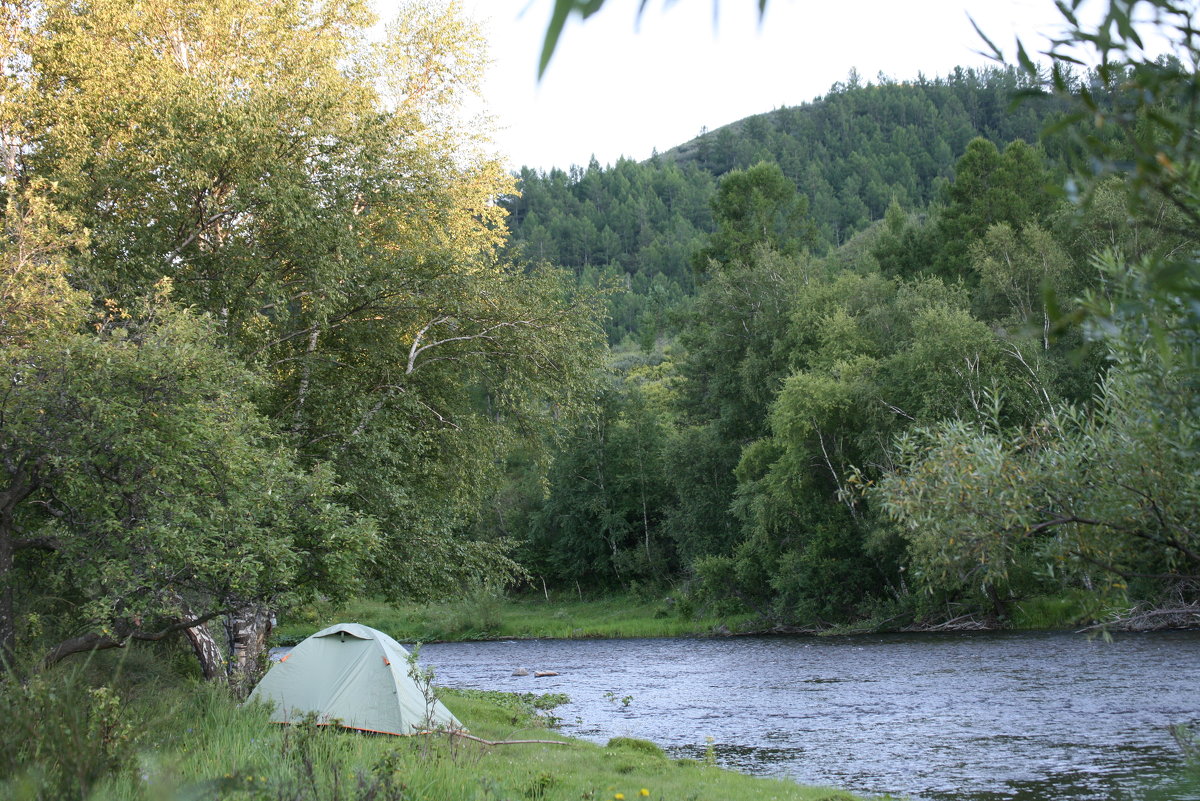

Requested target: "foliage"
[
  {"left": 0, "top": 0, "right": 605, "bottom": 671},
  {"left": 866, "top": 0, "right": 1200, "bottom": 623},
  {"left": 0, "top": 663, "right": 135, "bottom": 801},
  {"left": 524, "top": 347, "right": 676, "bottom": 588},
  {"left": 877, "top": 256, "right": 1200, "bottom": 617},
  {"left": 0, "top": 179, "right": 88, "bottom": 348},
  {"left": 0, "top": 289, "right": 375, "bottom": 662},
  {"left": 694, "top": 161, "right": 817, "bottom": 268},
  {"left": 272, "top": 593, "right": 753, "bottom": 645},
  {"left": 503, "top": 155, "right": 712, "bottom": 343},
  {"left": 505, "top": 63, "right": 1112, "bottom": 627},
  {"left": 503, "top": 68, "right": 1070, "bottom": 344},
  {"left": 664, "top": 244, "right": 818, "bottom": 567},
  {"left": 704, "top": 260, "right": 1062, "bottom": 622}
]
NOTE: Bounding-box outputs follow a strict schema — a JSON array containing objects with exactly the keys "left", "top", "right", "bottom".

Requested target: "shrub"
[{"left": 0, "top": 664, "right": 135, "bottom": 801}]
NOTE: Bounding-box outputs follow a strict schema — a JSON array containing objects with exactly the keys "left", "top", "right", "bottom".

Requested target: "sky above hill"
[{"left": 385, "top": 0, "right": 1152, "bottom": 172}]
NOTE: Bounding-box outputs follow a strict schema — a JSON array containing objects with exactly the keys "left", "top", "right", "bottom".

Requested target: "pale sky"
[{"left": 385, "top": 0, "right": 1147, "bottom": 172}]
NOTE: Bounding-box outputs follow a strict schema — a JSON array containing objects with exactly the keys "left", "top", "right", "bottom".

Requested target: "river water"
[{"left": 416, "top": 631, "right": 1200, "bottom": 801}]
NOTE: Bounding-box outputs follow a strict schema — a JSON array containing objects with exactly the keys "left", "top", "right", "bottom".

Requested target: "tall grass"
[
  {"left": 0, "top": 658, "right": 135, "bottom": 801},
  {"left": 0, "top": 643, "right": 862, "bottom": 801}
]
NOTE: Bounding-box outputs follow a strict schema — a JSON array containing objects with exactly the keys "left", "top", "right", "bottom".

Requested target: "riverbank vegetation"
[
  {"left": 0, "top": 0, "right": 605, "bottom": 683},
  {"left": 486, "top": 2, "right": 1200, "bottom": 633},
  {"left": 0, "top": 647, "right": 862, "bottom": 801},
  {"left": 274, "top": 592, "right": 756, "bottom": 645},
  {"left": 274, "top": 588, "right": 1127, "bottom": 645}
]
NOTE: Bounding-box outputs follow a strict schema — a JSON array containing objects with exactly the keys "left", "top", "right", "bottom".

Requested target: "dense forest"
[
  {"left": 2, "top": 0, "right": 1199, "bottom": 700},
  {"left": 485, "top": 46, "right": 1200, "bottom": 629}
]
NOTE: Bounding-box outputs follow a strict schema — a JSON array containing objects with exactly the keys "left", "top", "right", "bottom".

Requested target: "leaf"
[
  {"left": 538, "top": 1, "right": 574, "bottom": 79},
  {"left": 969, "top": 14, "right": 1004, "bottom": 62},
  {"left": 539, "top": 0, "right": 606, "bottom": 79},
  {"left": 1016, "top": 41, "right": 1038, "bottom": 76}
]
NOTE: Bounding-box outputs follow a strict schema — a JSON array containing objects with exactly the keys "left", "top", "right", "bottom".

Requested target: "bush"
[{"left": 0, "top": 663, "right": 135, "bottom": 801}]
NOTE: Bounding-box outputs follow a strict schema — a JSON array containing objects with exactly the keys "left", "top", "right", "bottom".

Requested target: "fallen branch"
[
  {"left": 901, "top": 613, "right": 991, "bottom": 632},
  {"left": 433, "top": 730, "right": 571, "bottom": 747},
  {"left": 1076, "top": 603, "right": 1200, "bottom": 633}
]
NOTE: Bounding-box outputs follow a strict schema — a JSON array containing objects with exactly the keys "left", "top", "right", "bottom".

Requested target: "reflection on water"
[{"left": 418, "top": 631, "right": 1200, "bottom": 801}]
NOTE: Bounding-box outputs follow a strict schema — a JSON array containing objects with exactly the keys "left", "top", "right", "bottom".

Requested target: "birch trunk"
[
  {"left": 183, "top": 620, "right": 225, "bottom": 681},
  {"left": 225, "top": 606, "right": 273, "bottom": 696}
]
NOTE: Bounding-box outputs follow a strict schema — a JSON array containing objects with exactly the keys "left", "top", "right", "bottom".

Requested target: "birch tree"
[{"left": 1, "top": 0, "right": 603, "bottom": 676}]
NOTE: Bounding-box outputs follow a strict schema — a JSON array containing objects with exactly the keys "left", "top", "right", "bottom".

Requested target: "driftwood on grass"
[{"left": 424, "top": 730, "right": 570, "bottom": 747}]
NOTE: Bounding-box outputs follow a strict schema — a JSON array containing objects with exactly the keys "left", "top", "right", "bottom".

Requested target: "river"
[{"left": 416, "top": 631, "right": 1200, "bottom": 801}]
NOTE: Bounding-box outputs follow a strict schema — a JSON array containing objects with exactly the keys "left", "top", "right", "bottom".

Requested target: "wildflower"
[
  {"left": 640, "top": 791, "right": 650, "bottom": 797},
  {"left": 615, "top": 795, "right": 625, "bottom": 800}
]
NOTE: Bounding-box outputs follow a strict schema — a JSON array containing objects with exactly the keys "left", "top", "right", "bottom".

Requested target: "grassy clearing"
[
  {"left": 0, "top": 645, "right": 863, "bottom": 801},
  {"left": 274, "top": 592, "right": 757, "bottom": 645}
]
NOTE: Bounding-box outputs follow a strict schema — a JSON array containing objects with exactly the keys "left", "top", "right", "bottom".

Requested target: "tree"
[
  {"left": 525, "top": 364, "right": 673, "bottom": 588},
  {"left": 0, "top": 181, "right": 87, "bottom": 350},
  {"left": 929, "top": 138, "right": 1058, "bottom": 278},
  {"left": 714, "top": 267, "right": 1055, "bottom": 623},
  {"left": 878, "top": 330, "right": 1200, "bottom": 618},
  {"left": 969, "top": 222, "right": 1078, "bottom": 345},
  {"left": 873, "top": 0, "right": 1200, "bottom": 620},
  {"left": 694, "top": 162, "right": 816, "bottom": 270},
  {"left": 666, "top": 247, "right": 816, "bottom": 564},
  {"left": 0, "top": 288, "right": 374, "bottom": 679},
  {"left": 1, "top": 0, "right": 605, "bottom": 674}
]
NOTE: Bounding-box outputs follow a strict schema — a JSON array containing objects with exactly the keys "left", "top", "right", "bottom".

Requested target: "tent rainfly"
[{"left": 247, "top": 622, "right": 461, "bottom": 736}]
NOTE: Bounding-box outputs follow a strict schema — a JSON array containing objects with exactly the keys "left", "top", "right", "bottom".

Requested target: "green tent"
[{"left": 248, "top": 622, "right": 461, "bottom": 735}]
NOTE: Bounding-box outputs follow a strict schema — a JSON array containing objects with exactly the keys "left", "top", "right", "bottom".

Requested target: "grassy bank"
[
  {"left": 0, "top": 646, "right": 862, "bottom": 801},
  {"left": 274, "top": 592, "right": 757, "bottom": 646},
  {"left": 273, "top": 588, "right": 1143, "bottom": 648}
]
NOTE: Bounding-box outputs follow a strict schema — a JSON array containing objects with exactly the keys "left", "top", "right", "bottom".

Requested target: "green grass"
[
  {"left": 0, "top": 645, "right": 864, "bottom": 801},
  {"left": 274, "top": 592, "right": 757, "bottom": 646}
]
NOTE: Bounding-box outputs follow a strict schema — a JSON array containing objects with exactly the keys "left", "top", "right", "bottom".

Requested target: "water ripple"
[{"left": 420, "top": 630, "right": 1200, "bottom": 801}]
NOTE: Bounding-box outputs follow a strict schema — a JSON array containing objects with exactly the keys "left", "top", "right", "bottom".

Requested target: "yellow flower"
[
  {"left": 640, "top": 791, "right": 650, "bottom": 797},
  {"left": 615, "top": 795, "right": 625, "bottom": 800}
]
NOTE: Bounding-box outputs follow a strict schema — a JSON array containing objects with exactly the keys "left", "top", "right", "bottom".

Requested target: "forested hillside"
[
  {"left": 502, "top": 68, "right": 1071, "bottom": 343},
  {"left": 489, "top": 54, "right": 1200, "bottom": 630}
]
